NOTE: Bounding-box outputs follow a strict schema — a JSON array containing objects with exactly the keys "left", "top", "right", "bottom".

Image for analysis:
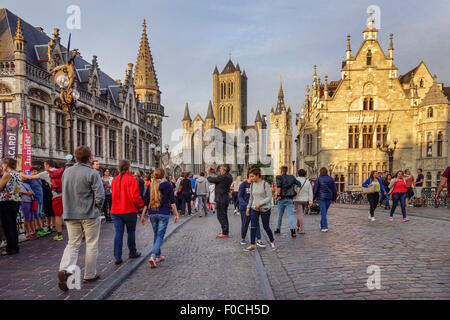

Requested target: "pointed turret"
[
  {"left": 346, "top": 35, "right": 351, "bottom": 60},
  {"left": 276, "top": 79, "right": 286, "bottom": 113},
  {"left": 183, "top": 102, "right": 192, "bottom": 121},
  {"left": 206, "top": 100, "right": 215, "bottom": 119},
  {"left": 213, "top": 65, "right": 219, "bottom": 74},
  {"left": 14, "top": 18, "right": 26, "bottom": 53},
  {"left": 255, "top": 110, "right": 262, "bottom": 123},
  {"left": 242, "top": 70, "right": 247, "bottom": 79},
  {"left": 236, "top": 63, "right": 241, "bottom": 72},
  {"left": 324, "top": 75, "right": 328, "bottom": 99},
  {"left": 134, "top": 19, "right": 159, "bottom": 92},
  {"left": 388, "top": 33, "right": 394, "bottom": 59}
]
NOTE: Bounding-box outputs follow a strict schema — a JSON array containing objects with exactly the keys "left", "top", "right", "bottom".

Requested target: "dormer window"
[
  {"left": 366, "top": 50, "right": 372, "bottom": 66},
  {"left": 363, "top": 97, "right": 374, "bottom": 110}
]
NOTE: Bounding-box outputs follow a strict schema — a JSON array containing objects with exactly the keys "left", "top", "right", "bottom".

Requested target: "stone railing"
[
  {"left": 0, "top": 60, "right": 15, "bottom": 76},
  {"left": 26, "top": 62, "right": 52, "bottom": 87}
]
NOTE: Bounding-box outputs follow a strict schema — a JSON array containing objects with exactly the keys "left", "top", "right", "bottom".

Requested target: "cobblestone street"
[{"left": 110, "top": 205, "right": 449, "bottom": 300}]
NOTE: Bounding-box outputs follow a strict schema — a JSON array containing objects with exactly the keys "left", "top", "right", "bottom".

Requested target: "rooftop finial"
[
  {"left": 346, "top": 35, "right": 351, "bottom": 51},
  {"left": 15, "top": 18, "right": 24, "bottom": 40},
  {"left": 389, "top": 33, "right": 394, "bottom": 50},
  {"left": 368, "top": 7, "right": 374, "bottom": 29}
]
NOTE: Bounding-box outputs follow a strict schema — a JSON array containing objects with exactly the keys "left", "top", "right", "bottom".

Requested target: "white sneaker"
[
  {"left": 321, "top": 229, "right": 328, "bottom": 232},
  {"left": 368, "top": 214, "right": 372, "bottom": 219},
  {"left": 371, "top": 217, "right": 376, "bottom": 222}
]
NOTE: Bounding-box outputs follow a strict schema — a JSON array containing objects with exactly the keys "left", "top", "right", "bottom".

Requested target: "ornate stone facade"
[
  {"left": 0, "top": 8, "right": 164, "bottom": 172},
  {"left": 296, "top": 13, "right": 450, "bottom": 191}
]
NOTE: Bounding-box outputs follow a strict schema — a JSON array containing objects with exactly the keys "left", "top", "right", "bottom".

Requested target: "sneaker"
[
  {"left": 129, "top": 252, "right": 142, "bottom": 259},
  {"left": 149, "top": 257, "right": 157, "bottom": 268},
  {"left": 30, "top": 233, "right": 38, "bottom": 240},
  {"left": 389, "top": 217, "right": 394, "bottom": 221},
  {"left": 115, "top": 259, "right": 123, "bottom": 265},
  {"left": 37, "top": 230, "right": 50, "bottom": 236},
  {"left": 299, "top": 230, "right": 306, "bottom": 234},
  {"left": 371, "top": 217, "right": 376, "bottom": 222},
  {"left": 270, "top": 243, "right": 277, "bottom": 251},
  {"left": 274, "top": 228, "right": 280, "bottom": 234},
  {"left": 26, "top": 234, "right": 34, "bottom": 240},
  {"left": 321, "top": 229, "right": 328, "bottom": 232},
  {"left": 240, "top": 239, "right": 248, "bottom": 245},
  {"left": 53, "top": 235, "right": 63, "bottom": 241},
  {"left": 236, "top": 211, "right": 240, "bottom": 216},
  {"left": 199, "top": 214, "right": 202, "bottom": 217},
  {"left": 57, "top": 270, "right": 71, "bottom": 292},
  {"left": 244, "top": 246, "right": 255, "bottom": 252},
  {"left": 403, "top": 218, "right": 409, "bottom": 222},
  {"left": 256, "top": 241, "right": 266, "bottom": 248},
  {"left": 216, "top": 233, "right": 229, "bottom": 239},
  {"left": 156, "top": 256, "right": 165, "bottom": 263},
  {"left": 368, "top": 214, "right": 372, "bottom": 219}
]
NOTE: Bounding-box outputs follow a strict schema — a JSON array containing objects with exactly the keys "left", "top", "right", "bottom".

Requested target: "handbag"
[
  {"left": 32, "top": 200, "right": 38, "bottom": 212},
  {"left": 363, "top": 183, "right": 375, "bottom": 194},
  {"left": 309, "top": 203, "right": 320, "bottom": 214}
]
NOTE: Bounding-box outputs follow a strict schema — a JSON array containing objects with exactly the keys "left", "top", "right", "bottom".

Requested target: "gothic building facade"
[
  {"left": 0, "top": 8, "right": 164, "bottom": 172},
  {"left": 295, "top": 13, "right": 450, "bottom": 191},
  {"left": 181, "top": 59, "right": 269, "bottom": 177}
]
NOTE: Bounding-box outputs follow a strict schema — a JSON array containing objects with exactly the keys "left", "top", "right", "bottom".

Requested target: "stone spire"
[
  {"left": 324, "top": 75, "right": 329, "bottom": 99},
  {"left": 206, "top": 100, "right": 215, "bottom": 119},
  {"left": 389, "top": 33, "right": 394, "bottom": 59},
  {"left": 213, "top": 65, "right": 219, "bottom": 74},
  {"left": 134, "top": 19, "right": 159, "bottom": 91},
  {"left": 346, "top": 35, "right": 351, "bottom": 60},
  {"left": 276, "top": 79, "right": 286, "bottom": 113},
  {"left": 15, "top": 18, "right": 24, "bottom": 40},
  {"left": 312, "top": 65, "right": 318, "bottom": 97},
  {"left": 183, "top": 102, "right": 191, "bottom": 121}
]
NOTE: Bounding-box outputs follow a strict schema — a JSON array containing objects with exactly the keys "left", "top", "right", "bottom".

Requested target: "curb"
[
  {"left": 252, "top": 248, "right": 275, "bottom": 300},
  {"left": 82, "top": 214, "right": 197, "bottom": 300}
]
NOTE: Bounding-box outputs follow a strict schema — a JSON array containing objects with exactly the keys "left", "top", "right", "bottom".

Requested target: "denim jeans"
[
  {"left": 277, "top": 198, "right": 295, "bottom": 230},
  {"left": 150, "top": 214, "right": 170, "bottom": 258},
  {"left": 250, "top": 209, "right": 274, "bottom": 245},
  {"left": 390, "top": 192, "right": 407, "bottom": 218},
  {"left": 111, "top": 213, "right": 138, "bottom": 260},
  {"left": 318, "top": 199, "right": 332, "bottom": 229},
  {"left": 240, "top": 209, "right": 261, "bottom": 240}
]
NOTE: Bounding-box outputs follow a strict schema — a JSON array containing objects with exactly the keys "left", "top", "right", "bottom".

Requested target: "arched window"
[
  {"left": 131, "top": 130, "right": 137, "bottom": 162},
  {"left": 124, "top": 127, "right": 130, "bottom": 160},
  {"left": 348, "top": 126, "right": 353, "bottom": 148},
  {"left": 228, "top": 82, "right": 231, "bottom": 99},
  {"left": 363, "top": 98, "right": 368, "bottom": 110},
  {"left": 427, "top": 132, "right": 433, "bottom": 157},
  {"left": 427, "top": 107, "right": 433, "bottom": 118},
  {"left": 420, "top": 79, "right": 424, "bottom": 88},
  {"left": 363, "top": 126, "right": 370, "bottom": 148},
  {"left": 366, "top": 50, "right": 372, "bottom": 66},
  {"left": 437, "top": 131, "right": 443, "bottom": 157},
  {"left": 230, "top": 105, "right": 233, "bottom": 123},
  {"left": 230, "top": 82, "right": 234, "bottom": 98},
  {"left": 369, "top": 97, "right": 374, "bottom": 110},
  {"left": 376, "top": 125, "right": 387, "bottom": 146}
]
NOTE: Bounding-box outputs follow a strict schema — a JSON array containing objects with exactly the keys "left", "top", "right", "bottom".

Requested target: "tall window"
[
  {"left": 335, "top": 175, "right": 345, "bottom": 193},
  {"left": 139, "top": 138, "right": 143, "bottom": 163},
  {"left": 420, "top": 79, "right": 424, "bottom": 88},
  {"left": 124, "top": 128, "right": 130, "bottom": 160},
  {"left": 348, "top": 164, "right": 354, "bottom": 185},
  {"left": 382, "top": 163, "right": 387, "bottom": 172},
  {"left": 145, "top": 141, "right": 150, "bottom": 165},
  {"left": 55, "top": 113, "right": 66, "bottom": 150},
  {"left": 427, "top": 107, "right": 433, "bottom": 118},
  {"left": 0, "top": 101, "right": 13, "bottom": 117},
  {"left": 109, "top": 129, "right": 117, "bottom": 159},
  {"left": 366, "top": 50, "right": 372, "bottom": 65},
  {"left": 30, "top": 104, "right": 44, "bottom": 147},
  {"left": 348, "top": 126, "right": 353, "bottom": 148},
  {"left": 131, "top": 130, "right": 137, "bottom": 162},
  {"left": 77, "top": 119, "right": 86, "bottom": 146},
  {"left": 436, "top": 172, "right": 441, "bottom": 186},
  {"left": 437, "top": 131, "right": 443, "bottom": 157},
  {"left": 94, "top": 125, "right": 103, "bottom": 157},
  {"left": 426, "top": 172, "right": 432, "bottom": 187},
  {"left": 362, "top": 163, "right": 367, "bottom": 181},
  {"left": 368, "top": 163, "right": 372, "bottom": 177},
  {"left": 354, "top": 164, "right": 359, "bottom": 185},
  {"left": 427, "top": 132, "right": 433, "bottom": 157},
  {"left": 363, "top": 125, "right": 373, "bottom": 148},
  {"left": 376, "top": 125, "right": 387, "bottom": 146},
  {"left": 349, "top": 126, "right": 360, "bottom": 148},
  {"left": 306, "top": 134, "right": 313, "bottom": 155},
  {"left": 363, "top": 97, "right": 374, "bottom": 110}
]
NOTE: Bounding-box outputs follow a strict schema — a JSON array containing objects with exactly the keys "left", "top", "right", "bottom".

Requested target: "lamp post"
[
  {"left": 377, "top": 138, "right": 398, "bottom": 174},
  {"left": 51, "top": 48, "right": 80, "bottom": 163}
]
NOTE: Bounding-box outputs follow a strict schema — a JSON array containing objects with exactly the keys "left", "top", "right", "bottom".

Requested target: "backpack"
[
  {"left": 41, "top": 178, "right": 53, "bottom": 201},
  {"left": 48, "top": 168, "right": 64, "bottom": 194}
]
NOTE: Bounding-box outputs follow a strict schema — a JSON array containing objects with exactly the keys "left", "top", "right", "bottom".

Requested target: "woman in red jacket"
[
  {"left": 388, "top": 170, "right": 409, "bottom": 222},
  {"left": 110, "top": 160, "right": 144, "bottom": 265}
]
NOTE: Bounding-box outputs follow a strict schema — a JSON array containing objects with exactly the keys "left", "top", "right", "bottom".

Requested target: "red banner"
[{"left": 21, "top": 118, "right": 32, "bottom": 173}]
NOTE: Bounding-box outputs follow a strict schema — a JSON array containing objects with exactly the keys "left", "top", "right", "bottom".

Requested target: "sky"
[{"left": 3, "top": 0, "right": 450, "bottom": 150}]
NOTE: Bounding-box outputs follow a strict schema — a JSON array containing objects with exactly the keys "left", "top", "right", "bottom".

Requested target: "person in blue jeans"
[
  {"left": 313, "top": 167, "right": 337, "bottom": 232},
  {"left": 237, "top": 172, "right": 264, "bottom": 247},
  {"left": 275, "top": 166, "right": 302, "bottom": 237},
  {"left": 142, "top": 168, "right": 179, "bottom": 268}
]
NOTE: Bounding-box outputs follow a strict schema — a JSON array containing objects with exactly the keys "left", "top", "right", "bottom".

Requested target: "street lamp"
[{"left": 377, "top": 138, "right": 398, "bottom": 174}]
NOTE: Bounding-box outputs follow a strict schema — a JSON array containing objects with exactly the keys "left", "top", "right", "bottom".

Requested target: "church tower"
[
  {"left": 269, "top": 80, "right": 293, "bottom": 175},
  {"left": 134, "top": 19, "right": 160, "bottom": 104},
  {"left": 212, "top": 59, "right": 247, "bottom": 131}
]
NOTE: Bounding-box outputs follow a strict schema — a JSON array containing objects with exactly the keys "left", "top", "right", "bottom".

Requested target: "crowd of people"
[{"left": 1, "top": 147, "right": 448, "bottom": 291}]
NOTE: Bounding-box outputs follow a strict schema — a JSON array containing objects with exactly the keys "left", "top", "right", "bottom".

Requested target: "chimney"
[
  {"left": 36, "top": 27, "right": 44, "bottom": 32},
  {"left": 115, "top": 79, "right": 122, "bottom": 84}
]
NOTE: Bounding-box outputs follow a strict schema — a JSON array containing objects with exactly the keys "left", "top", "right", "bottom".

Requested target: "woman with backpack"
[
  {"left": 362, "top": 171, "right": 387, "bottom": 221},
  {"left": 244, "top": 168, "right": 276, "bottom": 252},
  {"left": 110, "top": 160, "right": 144, "bottom": 265},
  {"left": 0, "top": 158, "right": 22, "bottom": 255},
  {"left": 142, "top": 168, "right": 179, "bottom": 268},
  {"left": 293, "top": 169, "right": 313, "bottom": 234}
]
